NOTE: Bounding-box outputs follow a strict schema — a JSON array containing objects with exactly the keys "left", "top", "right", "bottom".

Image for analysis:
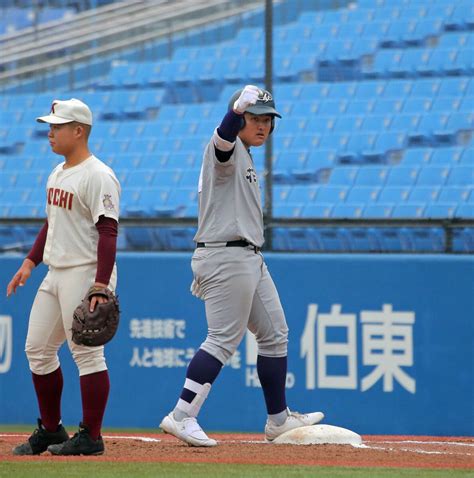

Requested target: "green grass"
[{"left": 0, "top": 463, "right": 472, "bottom": 478}]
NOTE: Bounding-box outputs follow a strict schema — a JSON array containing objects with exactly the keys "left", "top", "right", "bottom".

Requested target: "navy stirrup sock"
[{"left": 257, "top": 355, "right": 288, "bottom": 415}]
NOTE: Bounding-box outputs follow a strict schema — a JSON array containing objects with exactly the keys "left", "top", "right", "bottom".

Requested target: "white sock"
[
  {"left": 173, "top": 408, "right": 189, "bottom": 422},
  {"left": 268, "top": 408, "right": 289, "bottom": 426}
]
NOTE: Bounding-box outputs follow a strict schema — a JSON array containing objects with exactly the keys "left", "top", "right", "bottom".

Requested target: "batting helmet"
[{"left": 228, "top": 87, "right": 281, "bottom": 133}]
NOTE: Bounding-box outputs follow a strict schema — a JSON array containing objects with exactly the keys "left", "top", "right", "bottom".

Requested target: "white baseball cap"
[{"left": 36, "top": 98, "right": 93, "bottom": 125}]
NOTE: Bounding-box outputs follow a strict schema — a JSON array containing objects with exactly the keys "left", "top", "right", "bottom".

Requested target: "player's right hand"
[
  {"left": 233, "top": 85, "right": 260, "bottom": 114},
  {"left": 6, "top": 259, "right": 35, "bottom": 297}
]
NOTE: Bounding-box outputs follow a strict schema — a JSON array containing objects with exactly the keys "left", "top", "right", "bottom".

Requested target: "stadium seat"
[
  {"left": 409, "top": 186, "right": 440, "bottom": 202},
  {"left": 391, "top": 203, "right": 426, "bottom": 218},
  {"left": 313, "top": 227, "right": 351, "bottom": 251},
  {"left": 438, "top": 186, "right": 472, "bottom": 203},
  {"left": 346, "top": 228, "right": 382, "bottom": 252},
  {"left": 302, "top": 203, "right": 333, "bottom": 218},
  {"left": 424, "top": 202, "right": 457, "bottom": 218},
  {"left": 314, "top": 185, "right": 349, "bottom": 203},
  {"left": 453, "top": 227, "right": 474, "bottom": 252},
  {"left": 282, "top": 228, "right": 319, "bottom": 251},
  {"left": 361, "top": 114, "right": 391, "bottom": 132},
  {"left": 446, "top": 166, "right": 474, "bottom": 186},
  {"left": 273, "top": 203, "right": 305, "bottom": 218},
  {"left": 331, "top": 203, "right": 364, "bottom": 218},
  {"left": 407, "top": 227, "right": 445, "bottom": 252},
  {"left": 377, "top": 227, "right": 412, "bottom": 252},
  {"left": 327, "top": 167, "right": 358, "bottom": 186},
  {"left": 415, "top": 166, "right": 450, "bottom": 186},
  {"left": 362, "top": 203, "right": 394, "bottom": 218},
  {"left": 386, "top": 166, "right": 420, "bottom": 186},
  {"left": 401, "top": 148, "right": 432, "bottom": 165}
]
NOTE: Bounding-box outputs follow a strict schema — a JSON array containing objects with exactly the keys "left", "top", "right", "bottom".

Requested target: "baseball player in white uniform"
[
  {"left": 160, "top": 85, "right": 324, "bottom": 446},
  {"left": 7, "top": 99, "right": 121, "bottom": 456}
]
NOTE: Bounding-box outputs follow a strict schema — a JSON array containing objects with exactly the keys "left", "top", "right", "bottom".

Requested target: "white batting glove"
[{"left": 233, "top": 85, "right": 260, "bottom": 114}]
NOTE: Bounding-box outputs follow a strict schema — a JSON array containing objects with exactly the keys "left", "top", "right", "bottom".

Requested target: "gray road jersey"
[{"left": 193, "top": 136, "right": 264, "bottom": 247}]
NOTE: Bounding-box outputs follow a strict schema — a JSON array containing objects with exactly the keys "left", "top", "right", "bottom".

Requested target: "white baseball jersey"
[
  {"left": 194, "top": 133, "right": 264, "bottom": 247},
  {"left": 43, "top": 155, "right": 120, "bottom": 268}
]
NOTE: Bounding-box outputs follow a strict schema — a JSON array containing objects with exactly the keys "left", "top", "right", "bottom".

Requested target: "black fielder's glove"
[{"left": 71, "top": 286, "right": 120, "bottom": 347}]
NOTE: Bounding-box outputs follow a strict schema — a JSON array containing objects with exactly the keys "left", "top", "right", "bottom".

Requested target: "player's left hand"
[
  {"left": 233, "top": 85, "right": 260, "bottom": 114},
  {"left": 89, "top": 282, "right": 109, "bottom": 312}
]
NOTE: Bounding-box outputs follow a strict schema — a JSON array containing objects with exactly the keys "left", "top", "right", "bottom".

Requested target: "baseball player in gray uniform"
[
  {"left": 160, "top": 85, "right": 324, "bottom": 446},
  {"left": 6, "top": 99, "right": 120, "bottom": 456}
]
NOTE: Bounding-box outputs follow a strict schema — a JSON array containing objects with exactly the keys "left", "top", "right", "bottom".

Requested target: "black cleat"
[
  {"left": 12, "top": 419, "right": 69, "bottom": 455},
  {"left": 47, "top": 422, "right": 105, "bottom": 456}
]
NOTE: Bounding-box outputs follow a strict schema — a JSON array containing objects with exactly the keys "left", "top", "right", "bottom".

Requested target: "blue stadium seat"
[
  {"left": 447, "top": 112, "right": 474, "bottom": 134},
  {"left": 335, "top": 115, "right": 363, "bottom": 132},
  {"left": 160, "top": 227, "right": 197, "bottom": 250},
  {"left": 406, "top": 227, "right": 445, "bottom": 252},
  {"left": 14, "top": 170, "right": 47, "bottom": 189},
  {"left": 362, "top": 203, "right": 394, "bottom": 218},
  {"left": 345, "top": 227, "right": 382, "bottom": 252},
  {"left": 345, "top": 99, "right": 374, "bottom": 115},
  {"left": 314, "top": 185, "right": 349, "bottom": 203},
  {"left": 151, "top": 169, "right": 183, "bottom": 188},
  {"left": 328, "top": 82, "right": 357, "bottom": 98},
  {"left": 401, "top": 148, "right": 433, "bottom": 165},
  {"left": 378, "top": 186, "right": 410, "bottom": 203},
  {"left": 272, "top": 227, "right": 290, "bottom": 250},
  {"left": 302, "top": 203, "right": 333, "bottom": 218},
  {"left": 416, "top": 166, "right": 450, "bottom": 186},
  {"left": 460, "top": 147, "right": 474, "bottom": 165},
  {"left": 391, "top": 203, "right": 426, "bottom": 218},
  {"left": 331, "top": 203, "right": 364, "bottom": 218},
  {"left": 386, "top": 166, "right": 420, "bottom": 186},
  {"left": 318, "top": 99, "right": 349, "bottom": 116},
  {"left": 447, "top": 166, "right": 474, "bottom": 186},
  {"left": 273, "top": 203, "right": 305, "bottom": 218},
  {"left": 166, "top": 152, "right": 199, "bottom": 170},
  {"left": 346, "top": 185, "right": 381, "bottom": 203},
  {"left": 438, "top": 186, "right": 472, "bottom": 203},
  {"left": 424, "top": 202, "right": 457, "bottom": 218},
  {"left": 7, "top": 203, "right": 44, "bottom": 218},
  {"left": 455, "top": 204, "right": 474, "bottom": 219},
  {"left": 313, "top": 227, "right": 350, "bottom": 251},
  {"left": 409, "top": 186, "right": 440, "bottom": 202},
  {"left": 273, "top": 185, "right": 293, "bottom": 204},
  {"left": 430, "top": 147, "right": 464, "bottom": 165},
  {"left": 361, "top": 114, "right": 391, "bottom": 132},
  {"left": 125, "top": 169, "right": 155, "bottom": 188},
  {"left": 361, "top": 49, "right": 403, "bottom": 79},
  {"left": 391, "top": 48, "right": 431, "bottom": 78},
  {"left": 283, "top": 228, "right": 320, "bottom": 252},
  {"left": 438, "top": 76, "right": 471, "bottom": 97},
  {"left": 167, "top": 187, "right": 199, "bottom": 210},
  {"left": 137, "top": 188, "right": 174, "bottom": 217},
  {"left": 327, "top": 167, "right": 358, "bottom": 186},
  {"left": 453, "top": 227, "right": 474, "bottom": 252},
  {"left": 390, "top": 113, "right": 421, "bottom": 133},
  {"left": 354, "top": 80, "right": 386, "bottom": 99},
  {"left": 374, "top": 132, "right": 407, "bottom": 159},
  {"left": 179, "top": 169, "right": 201, "bottom": 188},
  {"left": 124, "top": 227, "right": 159, "bottom": 249},
  {"left": 376, "top": 227, "right": 412, "bottom": 252},
  {"left": 408, "top": 113, "right": 448, "bottom": 146},
  {"left": 345, "top": 132, "right": 378, "bottom": 156}
]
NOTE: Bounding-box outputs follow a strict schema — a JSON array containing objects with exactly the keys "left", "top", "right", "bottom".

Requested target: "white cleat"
[
  {"left": 160, "top": 412, "right": 217, "bottom": 447},
  {"left": 265, "top": 408, "right": 325, "bottom": 442}
]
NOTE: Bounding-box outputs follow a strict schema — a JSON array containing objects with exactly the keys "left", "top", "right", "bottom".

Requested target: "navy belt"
[{"left": 196, "top": 240, "right": 260, "bottom": 252}]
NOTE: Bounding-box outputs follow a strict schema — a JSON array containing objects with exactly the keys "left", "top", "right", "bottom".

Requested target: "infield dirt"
[{"left": 1, "top": 432, "right": 472, "bottom": 469}]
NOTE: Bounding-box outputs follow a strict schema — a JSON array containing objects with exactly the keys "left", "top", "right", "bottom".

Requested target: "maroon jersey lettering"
[{"left": 48, "top": 188, "right": 74, "bottom": 210}]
